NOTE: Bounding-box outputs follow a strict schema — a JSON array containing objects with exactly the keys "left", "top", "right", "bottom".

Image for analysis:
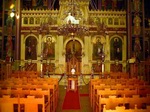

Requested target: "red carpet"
[{"left": 62, "top": 90, "right": 80, "bottom": 110}]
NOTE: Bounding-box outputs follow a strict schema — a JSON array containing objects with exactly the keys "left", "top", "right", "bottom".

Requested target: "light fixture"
[
  {"left": 57, "top": 0, "right": 88, "bottom": 38},
  {"left": 57, "top": 17, "right": 88, "bottom": 37},
  {"left": 10, "top": 4, "right": 14, "bottom": 9},
  {"left": 10, "top": 9, "right": 19, "bottom": 19},
  {"left": 10, "top": 11, "right": 15, "bottom": 18}
]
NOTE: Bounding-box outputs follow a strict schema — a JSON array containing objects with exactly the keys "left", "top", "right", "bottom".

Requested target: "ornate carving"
[{"left": 133, "top": 15, "right": 141, "bottom": 36}]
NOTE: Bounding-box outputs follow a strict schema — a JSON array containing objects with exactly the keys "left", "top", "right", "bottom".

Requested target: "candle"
[
  {"left": 102, "top": 63, "right": 104, "bottom": 73},
  {"left": 40, "top": 63, "right": 43, "bottom": 77}
]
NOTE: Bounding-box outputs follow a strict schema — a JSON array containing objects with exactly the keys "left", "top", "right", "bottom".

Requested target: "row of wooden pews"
[
  {"left": 0, "top": 72, "right": 59, "bottom": 112},
  {"left": 99, "top": 72, "right": 129, "bottom": 79},
  {"left": 10, "top": 71, "right": 40, "bottom": 78},
  {"left": 90, "top": 75, "right": 150, "bottom": 112},
  {"left": 103, "top": 105, "right": 150, "bottom": 112}
]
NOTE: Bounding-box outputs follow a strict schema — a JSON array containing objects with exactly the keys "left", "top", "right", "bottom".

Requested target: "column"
[
  {"left": 57, "top": 35, "right": 65, "bottom": 74},
  {"left": 122, "top": 35, "right": 127, "bottom": 72},
  {"left": 15, "top": 0, "right": 20, "bottom": 61},
  {"left": 20, "top": 34, "right": 25, "bottom": 61},
  {"left": 105, "top": 35, "right": 110, "bottom": 72},
  {"left": 37, "top": 34, "right": 42, "bottom": 73},
  {"left": 82, "top": 36, "right": 89, "bottom": 74}
]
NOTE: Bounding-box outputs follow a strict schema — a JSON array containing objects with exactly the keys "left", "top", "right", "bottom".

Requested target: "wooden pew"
[
  {"left": 90, "top": 78, "right": 150, "bottom": 101},
  {"left": 103, "top": 105, "right": 150, "bottom": 112},
  {"left": 91, "top": 84, "right": 150, "bottom": 110},
  {"left": 0, "top": 95, "right": 45, "bottom": 112},
  {"left": 0, "top": 77, "right": 59, "bottom": 112},
  {"left": 90, "top": 78, "right": 150, "bottom": 112},
  {"left": 96, "top": 95, "right": 150, "bottom": 112}
]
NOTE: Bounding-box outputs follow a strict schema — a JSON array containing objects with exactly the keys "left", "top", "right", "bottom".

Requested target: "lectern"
[{"left": 67, "top": 77, "right": 78, "bottom": 91}]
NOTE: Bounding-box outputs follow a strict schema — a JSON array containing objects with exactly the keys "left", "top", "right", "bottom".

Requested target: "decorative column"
[
  {"left": 37, "top": 34, "right": 42, "bottom": 74},
  {"left": 129, "top": 0, "right": 144, "bottom": 78},
  {"left": 20, "top": 34, "right": 25, "bottom": 61},
  {"left": 58, "top": 35, "right": 65, "bottom": 74},
  {"left": 133, "top": 0, "right": 142, "bottom": 78},
  {"left": 133, "top": 0, "right": 142, "bottom": 61},
  {"left": 105, "top": 35, "right": 110, "bottom": 72},
  {"left": 123, "top": 35, "right": 127, "bottom": 72}
]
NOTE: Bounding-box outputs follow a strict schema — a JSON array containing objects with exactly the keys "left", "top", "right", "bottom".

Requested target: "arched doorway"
[{"left": 65, "top": 40, "right": 82, "bottom": 75}]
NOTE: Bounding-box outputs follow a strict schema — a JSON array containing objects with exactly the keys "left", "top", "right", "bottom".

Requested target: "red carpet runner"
[{"left": 62, "top": 90, "right": 80, "bottom": 110}]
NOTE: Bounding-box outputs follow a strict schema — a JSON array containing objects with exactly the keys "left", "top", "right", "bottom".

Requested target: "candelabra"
[
  {"left": 57, "top": 18, "right": 88, "bottom": 38},
  {"left": 57, "top": 0, "right": 88, "bottom": 38}
]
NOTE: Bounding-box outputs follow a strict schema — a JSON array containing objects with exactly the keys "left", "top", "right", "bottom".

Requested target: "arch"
[
  {"left": 92, "top": 35, "right": 106, "bottom": 44},
  {"left": 42, "top": 35, "right": 56, "bottom": 43},
  {"left": 24, "top": 34, "right": 39, "bottom": 43},
  {"left": 64, "top": 37, "right": 84, "bottom": 75},
  {"left": 109, "top": 35, "right": 124, "bottom": 43},
  {"left": 63, "top": 37, "right": 84, "bottom": 53}
]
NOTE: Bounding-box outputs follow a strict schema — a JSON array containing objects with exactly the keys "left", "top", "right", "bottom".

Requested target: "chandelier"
[{"left": 57, "top": 0, "right": 88, "bottom": 38}]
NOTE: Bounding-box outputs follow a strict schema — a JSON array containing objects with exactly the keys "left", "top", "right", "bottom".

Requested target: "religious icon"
[
  {"left": 93, "top": 37, "right": 104, "bottom": 60},
  {"left": 133, "top": 15, "right": 141, "bottom": 36},
  {"left": 43, "top": 36, "right": 55, "bottom": 58},
  {"left": 111, "top": 37, "right": 122, "bottom": 60},
  {"left": 114, "top": 38, "right": 120, "bottom": 56},
  {"left": 133, "top": 0, "right": 140, "bottom": 11},
  {"left": 25, "top": 37, "right": 37, "bottom": 60}
]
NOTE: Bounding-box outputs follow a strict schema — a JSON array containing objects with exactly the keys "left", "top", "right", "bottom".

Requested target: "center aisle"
[
  {"left": 56, "top": 84, "right": 92, "bottom": 112},
  {"left": 62, "top": 89, "right": 80, "bottom": 110}
]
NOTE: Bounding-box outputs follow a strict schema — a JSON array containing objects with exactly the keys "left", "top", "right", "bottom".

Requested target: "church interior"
[{"left": 1, "top": 0, "right": 150, "bottom": 112}]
